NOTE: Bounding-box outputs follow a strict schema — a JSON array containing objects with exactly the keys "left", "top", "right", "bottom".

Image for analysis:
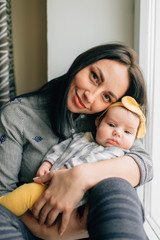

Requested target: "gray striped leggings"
[
  {"left": 0, "top": 178, "right": 146, "bottom": 240},
  {"left": 87, "top": 178, "right": 147, "bottom": 240}
]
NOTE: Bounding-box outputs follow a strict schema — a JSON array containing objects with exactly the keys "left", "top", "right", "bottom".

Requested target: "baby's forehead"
[
  {"left": 107, "top": 105, "right": 135, "bottom": 115},
  {"left": 105, "top": 106, "right": 140, "bottom": 122}
]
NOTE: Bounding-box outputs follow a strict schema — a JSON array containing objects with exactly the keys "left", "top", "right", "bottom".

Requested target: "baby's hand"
[{"left": 36, "top": 161, "right": 52, "bottom": 177}]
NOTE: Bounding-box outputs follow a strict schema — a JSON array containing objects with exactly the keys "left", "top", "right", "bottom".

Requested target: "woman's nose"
[{"left": 84, "top": 90, "right": 95, "bottom": 103}]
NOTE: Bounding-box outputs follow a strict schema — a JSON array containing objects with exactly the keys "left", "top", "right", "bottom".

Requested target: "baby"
[{"left": 0, "top": 96, "right": 146, "bottom": 216}]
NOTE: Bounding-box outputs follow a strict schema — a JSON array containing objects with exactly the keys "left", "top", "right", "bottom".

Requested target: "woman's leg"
[
  {"left": 0, "top": 204, "right": 40, "bottom": 240},
  {"left": 87, "top": 178, "right": 147, "bottom": 240}
]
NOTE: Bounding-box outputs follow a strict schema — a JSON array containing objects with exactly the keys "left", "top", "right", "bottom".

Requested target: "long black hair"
[{"left": 20, "top": 43, "right": 147, "bottom": 139}]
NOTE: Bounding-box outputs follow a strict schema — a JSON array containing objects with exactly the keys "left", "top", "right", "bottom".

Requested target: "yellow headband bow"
[{"left": 95, "top": 96, "right": 146, "bottom": 139}]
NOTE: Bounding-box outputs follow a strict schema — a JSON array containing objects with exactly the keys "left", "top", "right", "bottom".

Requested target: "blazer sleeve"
[{"left": 126, "top": 139, "right": 153, "bottom": 186}]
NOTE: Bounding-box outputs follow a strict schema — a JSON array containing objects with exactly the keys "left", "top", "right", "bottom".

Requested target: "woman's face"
[{"left": 67, "top": 59, "right": 130, "bottom": 114}]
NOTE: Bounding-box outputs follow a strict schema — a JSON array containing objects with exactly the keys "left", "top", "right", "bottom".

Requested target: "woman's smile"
[{"left": 74, "top": 91, "right": 86, "bottom": 109}]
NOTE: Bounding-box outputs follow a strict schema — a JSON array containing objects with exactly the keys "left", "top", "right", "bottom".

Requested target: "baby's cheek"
[
  {"left": 122, "top": 138, "right": 132, "bottom": 150},
  {"left": 96, "top": 128, "right": 105, "bottom": 142}
]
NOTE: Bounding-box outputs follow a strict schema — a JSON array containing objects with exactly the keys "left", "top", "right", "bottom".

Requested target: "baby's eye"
[
  {"left": 125, "top": 130, "right": 131, "bottom": 134},
  {"left": 103, "top": 94, "right": 111, "bottom": 102},
  {"left": 91, "top": 71, "right": 98, "bottom": 83},
  {"left": 109, "top": 123, "right": 115, "bottom": 127}
]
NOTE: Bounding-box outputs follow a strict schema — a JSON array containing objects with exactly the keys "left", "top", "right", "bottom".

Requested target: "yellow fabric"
[
  {"left": 0, "top": 183, "right": 47, "bottom": 216},
  {"left": 95, "top": 96, "right": 146, "bottom": 138}
]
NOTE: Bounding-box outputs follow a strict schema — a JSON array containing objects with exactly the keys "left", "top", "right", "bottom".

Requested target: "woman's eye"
[
  {"left": 103, "top": 94, "right": 111, "bottom": 102},
  {"left": 91, "top": 71, "right": 98, "bottom": 82}
]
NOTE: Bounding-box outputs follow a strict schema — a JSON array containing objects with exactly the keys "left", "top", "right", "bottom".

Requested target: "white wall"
[{"left": 47, "top": 0, "right": 134, "bottom": 80}]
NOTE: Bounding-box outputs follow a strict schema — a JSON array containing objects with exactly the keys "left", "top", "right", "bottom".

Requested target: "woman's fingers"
[
  {"left": 33, "top": 172, "right": 54, "bottom": 218},
  {"left": 45, "top": 208, "right": 61, "bottom": 226},
  {"left": 59, "top": 210, "right": 72, "bottom": 236},
  {"left": 32, "top": 186, "right": 53, "bottom": 221},
  {"left": 32, "top": 196, "right": 47, "bottom": 219},
  {"left": 33, "top": 194, "right": 73, "bottom": 235},
  {"left": 33, "top": 171, "right": 53, "bottom": 183},
  {"left": 33, "top": 195, "right": 60, "bottom": 225}
]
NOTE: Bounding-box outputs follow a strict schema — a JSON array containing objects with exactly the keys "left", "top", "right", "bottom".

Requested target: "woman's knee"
[
  {"left": 87, "top": 178, "right": 146, "bottom": 239},
  {"left": 87, "top": 177, "right": 144, "bottom": 221},
  {"left": 88, "top": 178, "right": 138, "bottom": 201}
]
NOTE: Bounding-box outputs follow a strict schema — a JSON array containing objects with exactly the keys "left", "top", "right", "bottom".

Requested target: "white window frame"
[{"left": 139, "top": 0, "right": 160, "bottom": 239}]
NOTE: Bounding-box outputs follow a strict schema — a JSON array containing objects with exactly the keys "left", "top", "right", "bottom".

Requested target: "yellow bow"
[{"left": 95, "top": 96, "right": 146, "bottom": 139}]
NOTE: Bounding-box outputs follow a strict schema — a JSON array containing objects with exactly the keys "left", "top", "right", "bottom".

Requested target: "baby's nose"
[{"left": 113, "top": 129, "right": 121, "bottom": 137}]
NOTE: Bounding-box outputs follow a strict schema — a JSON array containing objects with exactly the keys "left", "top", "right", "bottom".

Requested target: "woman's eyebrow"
[
  {"left": 108, "top": 91, "right": 118, "bottom": 100},
  {"left": 97, "top": 67, "right": 118, "bottom": 101},
  {"left": 97, "top": 67, "right": 105, "bottom": 82}
]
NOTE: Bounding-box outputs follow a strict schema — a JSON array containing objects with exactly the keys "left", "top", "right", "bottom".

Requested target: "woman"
[{"left": 0, "top": 43, "right": 152, "bottom": 239}]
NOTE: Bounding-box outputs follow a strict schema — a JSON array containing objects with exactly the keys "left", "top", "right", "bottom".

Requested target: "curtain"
[{"left": 0, "top": 0, "right": 16, "bottom": 107}]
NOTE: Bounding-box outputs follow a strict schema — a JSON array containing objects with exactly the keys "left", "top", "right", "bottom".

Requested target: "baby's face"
[{"left": 96, "top": 106, "right": 140, "bottom": 149}]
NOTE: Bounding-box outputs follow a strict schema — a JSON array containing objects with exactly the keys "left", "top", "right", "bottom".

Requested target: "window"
[{"left": 138, "top": 0, "right": 160, "bottom": 239}]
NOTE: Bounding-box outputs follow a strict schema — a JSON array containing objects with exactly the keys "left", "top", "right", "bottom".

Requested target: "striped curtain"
[{"left": 0, "top": 0, "right": 16, "bottom": 107}]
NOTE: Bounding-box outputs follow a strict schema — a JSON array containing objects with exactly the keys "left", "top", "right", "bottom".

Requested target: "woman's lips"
[{"left": 74, "top": 92, "right": 86, "bottom": 109}]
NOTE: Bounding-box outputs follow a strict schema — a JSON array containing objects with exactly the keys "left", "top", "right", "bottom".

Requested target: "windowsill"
[{"left": 144, "top": 220, "right": 160, "bottom": 240}]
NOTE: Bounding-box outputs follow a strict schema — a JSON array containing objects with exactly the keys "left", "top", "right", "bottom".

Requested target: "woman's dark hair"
[{"left": 22, "top": 43, "right": 147, "bottom": 139}]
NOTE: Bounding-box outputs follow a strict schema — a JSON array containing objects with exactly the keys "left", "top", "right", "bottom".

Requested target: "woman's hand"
[{"left": 32, "top": 167, "right": 87, "bottom": 236}]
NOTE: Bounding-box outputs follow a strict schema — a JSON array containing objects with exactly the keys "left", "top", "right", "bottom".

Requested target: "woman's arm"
[
  {"left": 80, "top": 155, "right": 141, "bottom": 187},
  {"left": 32, "top": 155, "right": 140, "bottom": 235},
  {"left": 20, "top": 208, "right": 88, "bottom": 240}
]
